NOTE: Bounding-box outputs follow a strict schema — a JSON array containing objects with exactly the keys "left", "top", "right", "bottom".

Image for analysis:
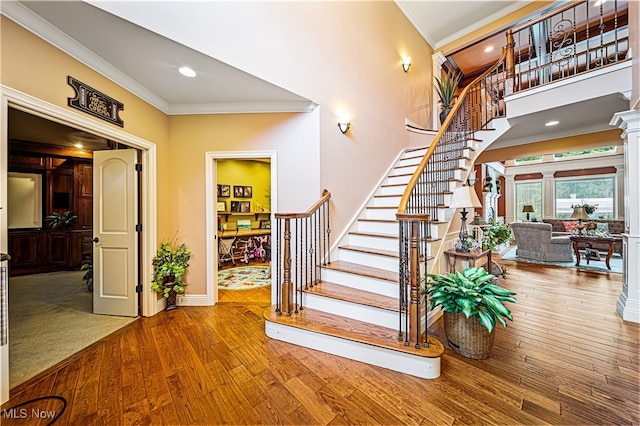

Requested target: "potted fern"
[
  {"left": 45, "top": 210, "right": 77, "bottom": 229},
  {"left": 151, "top": 240, "right": 191, "bottom": 310},
  {"left": 425, "top": 267, "right": 517, "bottom": 359},
  {"left": 434, "top": 71, "right": 461, "bottom": 124}
]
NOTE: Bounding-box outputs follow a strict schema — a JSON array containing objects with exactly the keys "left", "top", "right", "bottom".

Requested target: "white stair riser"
[
  {"left": 357, "top": 220, "right": 398, "bottom": 234},
  {"left": 379, "top": 185, "right": 406, "bottom": 196},
  {"left": 338, "top": 249, "right": 399, "bottom": 272},
  {"left": 393, "top": 165, "right": 418, "bottom": 176},
  {"left": 373, "top": 196, "right": 401, "bottom": 207},
  {"left": 387, "top": 174, "right": 411, "bottom": 185},
  {"left": 265, "top": 322, "right": 441, "bottom": 379},
  {"left": 321, "top": 268, "right": 398, "bottom": 298},
  {"left": 365, "top": 208, "right": 396, "bottom": 220},
  {"left": 302, "top": 293, "right": 401, "bottom": 329},
  {"left": 348, "top": 234, "right": 398, "bottom": 252},
  {"left": 397, "top": 157, "right": 421, "bottom": 168}
]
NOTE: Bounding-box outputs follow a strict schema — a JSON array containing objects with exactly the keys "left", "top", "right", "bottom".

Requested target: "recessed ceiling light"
[
  {"left": 74, "top": 143, "right": 83, "bottom": 149},
  {"left": 545, "top": 120, "right": 559, "bottom": 127},
  {"left": 178, "top": 66, "right": 196, "bottom": 77},
  {"left": 484, "top": 46, "right": 494, "bottom": 53}
]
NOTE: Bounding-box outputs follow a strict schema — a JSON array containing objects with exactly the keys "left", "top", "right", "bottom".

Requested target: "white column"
[
  {"left": 432, "top": 52, "right": 448, "bottom": 130},
  {"left": 611, "top": 110, "right": 640, "bottom": 323},
  {"left": 505, "top": 174, "right": 516, "bottom": 223},
  {"left": 615, "top": 164, "right": 625, "bottom": 220},
  {"left": 542, "top": 170, "right": 555, "bottom": 219}
]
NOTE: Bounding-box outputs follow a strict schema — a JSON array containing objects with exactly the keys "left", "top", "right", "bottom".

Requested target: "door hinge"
[
  {"left": 135, "top": 163, "right": 142, "bottom": 172},
  {"left": 136, "top": 284, "right": 143, "bottom": 293},
  {"left": 136, "top": 224, "right": 142, "bottom": 232}
]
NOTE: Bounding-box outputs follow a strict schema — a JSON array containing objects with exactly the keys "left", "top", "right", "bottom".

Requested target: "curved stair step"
[
  {"left": 263, "top": 306, "right": 444, "bottom": 359},
  {"left": 304, "top": 280, "right": 397, "bottom": 311}
]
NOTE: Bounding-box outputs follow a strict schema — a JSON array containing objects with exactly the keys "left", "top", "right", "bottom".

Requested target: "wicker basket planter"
[{"left": 443, "top": 311, "right": 496, "bottom": 359}]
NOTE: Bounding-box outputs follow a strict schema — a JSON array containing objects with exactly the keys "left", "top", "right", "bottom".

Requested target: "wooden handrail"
[{"left": 397, "top": 47, "right": 509, "bottom": 215}]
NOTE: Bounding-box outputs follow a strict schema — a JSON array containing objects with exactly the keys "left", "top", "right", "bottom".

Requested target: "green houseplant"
[
  {"left": 434, "top": 71, "right": 461, "bottom": 124},
  {"left": 482, "top": 221, "right": 512, "bottom": 279},
  {"left": 45, "top": 210, "right": 77, "bottom": 229},
  {"left": 151, "top": 240, "right": 191, "bottom": 310},
  {"left": 426, "top": 267, "right": 517, "bottom": 359}
]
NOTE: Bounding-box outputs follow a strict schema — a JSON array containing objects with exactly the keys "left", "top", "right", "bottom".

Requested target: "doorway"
[
  {"left": 0, "top": 86, "right": 158, "bottom": 403},
  {"left": 205, "top": 151, "right": 277, "bottom": 306}
]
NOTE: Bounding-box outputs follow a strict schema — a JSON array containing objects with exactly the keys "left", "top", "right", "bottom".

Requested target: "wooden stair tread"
[
  {"left": 263, "top": 306, "right": 444, "bottom": 358},
  {"left": 339, "top": 244, "right": 398, "bottom": 258},
  {"left": 303, "top": 281, "right": 398, "bottom": 311},
  {"left": 322, "top": 260, "right": 398, "bottom": 282}
]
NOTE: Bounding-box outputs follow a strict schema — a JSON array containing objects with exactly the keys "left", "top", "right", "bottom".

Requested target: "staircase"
[{"left": 264, "top": 120, "right": 509, "bottom": 378}]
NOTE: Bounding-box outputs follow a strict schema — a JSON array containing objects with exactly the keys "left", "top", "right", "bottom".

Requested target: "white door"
[{"left": 93, "top": 149, "right": 138, "bottom": 317}]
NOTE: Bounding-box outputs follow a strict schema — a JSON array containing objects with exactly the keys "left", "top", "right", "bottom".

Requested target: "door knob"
[{"left": 92, "top": 237, "right": 100, "bottom": 243}]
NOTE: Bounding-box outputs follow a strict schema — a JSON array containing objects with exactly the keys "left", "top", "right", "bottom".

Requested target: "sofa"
[
  {"left": 509, "top": 222, "right": 574, "bottom": 262},
  {"left": 542, "top": 219, "right": 624, "bottom": 254}
]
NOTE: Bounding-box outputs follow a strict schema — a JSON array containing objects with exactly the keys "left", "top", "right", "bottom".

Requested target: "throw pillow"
[
  {"left": 563, "top": 221, "right": 579, "bottom": 232},
  {"left": 596, "top": 222, "right": 610, "bottom": 234}
]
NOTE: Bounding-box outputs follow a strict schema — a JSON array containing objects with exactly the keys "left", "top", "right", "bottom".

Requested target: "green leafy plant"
[
  {"left": 433, "top": 71, "right": 461, "bottom": 110},
  {"left": 151, "top": 240, "right": 191, "bottom": 298},
  {"left": 45, "top": 210, "right": 77, "bottom": 229},
  {"left": 425, "top": 267, "right": 517, "bottom": 332},
  {"left": 482, "top": 221, "right": 512, "bottom": 252}
]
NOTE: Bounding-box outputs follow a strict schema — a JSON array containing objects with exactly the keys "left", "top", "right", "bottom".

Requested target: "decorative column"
[
  {"left": 611, "top": 110, "right": 640, "bottom": 323},
  {"left": 615, "top": 164, "right": 625, "bottom": 220},
  {"left": 504, "top": 174, "right": 516, "bottom": 223},
  {"left": 542, "top": 171, "right": 555, "bottom": 219}
]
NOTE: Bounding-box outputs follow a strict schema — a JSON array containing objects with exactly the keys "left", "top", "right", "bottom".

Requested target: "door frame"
[{"left": 205, "top": 151, "right": 277, "bottom": 305}]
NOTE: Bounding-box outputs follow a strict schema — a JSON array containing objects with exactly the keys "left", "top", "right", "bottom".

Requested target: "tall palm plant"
[{"left": 434, "top": 71, "right": 461, "bottom": 123}]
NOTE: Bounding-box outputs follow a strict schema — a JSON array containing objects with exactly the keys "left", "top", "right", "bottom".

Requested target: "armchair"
[{"left": 509, "top": 222, "right": 573, "bottom": 262}]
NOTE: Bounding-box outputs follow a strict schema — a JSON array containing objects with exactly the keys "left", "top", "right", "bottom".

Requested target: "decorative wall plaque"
[{"left": 67, "top": 76, "right": 124, "bottom": 127}]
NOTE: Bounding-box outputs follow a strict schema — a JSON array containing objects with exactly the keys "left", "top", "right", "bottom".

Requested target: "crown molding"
[
  {"left": 1, "top": 0, "right": 171, "bottom": 113},
  {"left": 167, "top": 101, "right": 318, "bottom": 115}
]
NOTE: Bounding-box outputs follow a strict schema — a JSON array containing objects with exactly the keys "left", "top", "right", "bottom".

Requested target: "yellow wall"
[
  {"left": 217, "top": 159, "right": 271, "bottom": 230},
  {"left": 0, "top": 16, "right": 173, "bottom": 239}
]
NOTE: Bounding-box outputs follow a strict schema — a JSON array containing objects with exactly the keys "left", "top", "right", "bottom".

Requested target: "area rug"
[
  {"left": 9, "top": 271, "right": 137, "bottom": 389},
  {"left": 501, "top": 246, "right": 623, "bottom": 274},
  {"left": 218, "top": 266, "right": 271, "bottom": 290}
]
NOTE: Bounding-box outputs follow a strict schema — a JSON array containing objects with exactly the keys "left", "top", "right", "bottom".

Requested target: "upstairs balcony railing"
[
  {"left": 510, "top": 0, "right": 629, "bottom": 90},
  {"left": 274, "top": 190, "right": 331, "bottom": 316}
]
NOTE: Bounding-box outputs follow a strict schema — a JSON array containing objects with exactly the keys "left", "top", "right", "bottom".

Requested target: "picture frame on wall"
[
  {"left": 230, "top": 201, "right": 241, "bottom": 212},
  {"left": 217, "top": 184, "right": 230, "bottom": 198},
  {"left": 240, "top": 201, "right": 251, "bottom": 213},
  {"left": 233, "top": 185, "right": 253, "bottom": 198},
  {"left": 216, "top": 201, "right": 226, "bottom": 212},
  {"left": 260, "top": 220, "right": 271, "bottom": 230}
]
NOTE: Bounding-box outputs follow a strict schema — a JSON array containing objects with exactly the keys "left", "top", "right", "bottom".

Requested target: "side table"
[
  {"left": 569, "top": 235, "right": 622, "bottom": 270},
  {"left": 444, "top": 249, "right": 492, "bottom": 274}
]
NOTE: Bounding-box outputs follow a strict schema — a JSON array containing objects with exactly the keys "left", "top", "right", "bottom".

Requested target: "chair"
[{"left": 509, "top": 222, "right": 573, "bottom": 262}]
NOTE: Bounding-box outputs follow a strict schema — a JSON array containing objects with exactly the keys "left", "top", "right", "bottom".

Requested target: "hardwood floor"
[{"left": 2, "top": 258, "right": 638, "bottom": 425}]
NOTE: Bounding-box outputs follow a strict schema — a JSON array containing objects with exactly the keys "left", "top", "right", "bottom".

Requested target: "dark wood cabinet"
[{"left": 7, "top": 143, "right": 94, "bottom": 276}]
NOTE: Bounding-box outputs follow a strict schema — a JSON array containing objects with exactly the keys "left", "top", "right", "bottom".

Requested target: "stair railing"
[
  {"left": 508, "top": 0, "right": 629, "bottom": 91},
  {"left": 274, "top": 189, "right": 331, "bottom": 316},
  {"left": 396, "top": 45, "right": 511, "bottom": 349}
]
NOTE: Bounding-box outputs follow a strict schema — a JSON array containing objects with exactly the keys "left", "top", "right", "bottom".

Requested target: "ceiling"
[{"left": 3, "top": 0, "right": 630, "bottom": 155}]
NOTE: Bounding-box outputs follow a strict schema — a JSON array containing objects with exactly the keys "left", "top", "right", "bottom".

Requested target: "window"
[
  {"left": 554, "top": 146, "right": 616, "bottom": 159},
  {"left": 515, "top": 181, "right": 542, "bottom": 221},
  {"left": 514, "top": 156, "right": 543, "bottom": 163},
  {"left": 555, "top": 177, "right": 614, "bottom": 219}
]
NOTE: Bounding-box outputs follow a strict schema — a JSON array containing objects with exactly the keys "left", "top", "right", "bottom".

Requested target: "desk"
[
  {"left": 570, "top": 235, "right": 622, "bottom": 270},
  {"left": 444, "top": 249, "right": 492, "bottom": 274}
]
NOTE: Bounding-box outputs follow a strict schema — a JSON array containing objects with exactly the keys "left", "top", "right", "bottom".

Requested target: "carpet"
[
  {"left": 218, "top": 266, "right": 271, "bottom": 290},
  {"left": 501, "top": 245, "right": 623, "bottom": 274},
  {"left": 8, "top": 271, "right": 137, "bottom": 389}
]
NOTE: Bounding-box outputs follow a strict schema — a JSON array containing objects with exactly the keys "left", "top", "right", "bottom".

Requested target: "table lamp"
[
  {"left": 450, "top": 186, "right": 482, "bottom": 252},
  {"left": 570, "top": 205, "right": 589, "bottom": 235},
  {"left": 522, "top": 205, "right": 534, "bottom": 221}
]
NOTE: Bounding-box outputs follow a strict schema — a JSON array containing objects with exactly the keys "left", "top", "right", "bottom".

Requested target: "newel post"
[
  {"left": 281, "top": 218, "right": 293, "bottom": 315},
  {"left": 408, "top": 219, "right": 422, "bottom": 349},
  {"left": 505, "top": 30, "right": 516, "bottom": 95}
]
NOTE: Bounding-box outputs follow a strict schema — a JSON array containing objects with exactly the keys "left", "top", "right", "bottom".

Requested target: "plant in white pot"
[
  {"left": 151, "top": 240, "right": 191, "bottom": 310},
  {"left": 425, "top": 267, "right": 517, "bottom": 359}
]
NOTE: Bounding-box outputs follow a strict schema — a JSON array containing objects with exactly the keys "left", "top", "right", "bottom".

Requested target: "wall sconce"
[
  {"left": 402, "top": 56, "right": 412, "bottom": 72},
  {"left": 337, "top": 113, "right": 351, "bottom": 134}
]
